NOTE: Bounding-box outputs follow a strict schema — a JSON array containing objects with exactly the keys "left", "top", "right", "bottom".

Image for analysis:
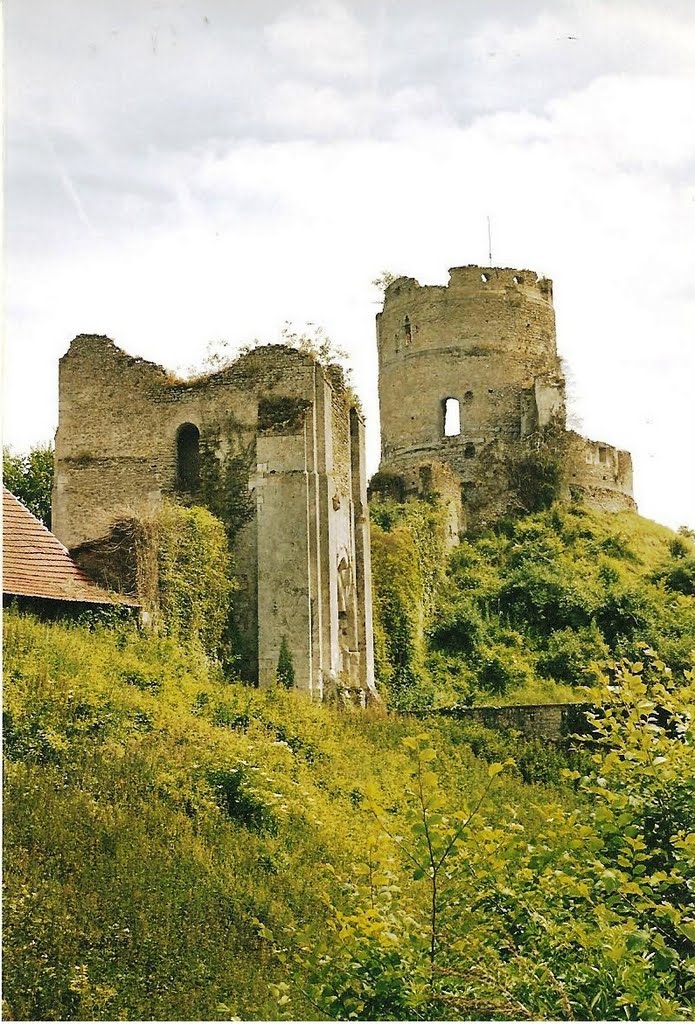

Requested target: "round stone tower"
[{"left": 376, "top": 265, "right": 567, "bottom": 523}]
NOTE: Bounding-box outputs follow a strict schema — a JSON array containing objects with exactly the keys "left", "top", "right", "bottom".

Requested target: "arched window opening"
[
  {"left": 404, "top": 314, "right": 412, "bottom": 344},
  {"left": 176, "top": 422, "right": 200, "bottom": 492},
  {"left": 443, "top": 398, "right": 461, "bottom": 437}
]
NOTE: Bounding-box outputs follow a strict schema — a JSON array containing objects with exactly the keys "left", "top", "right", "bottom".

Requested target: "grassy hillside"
[
  {"left": 4, "top": 606, "right": 695, "bottom": 1021},
  {"left": 371, "top": 501, "right": 695, "bottom": 708},
  {"left": 3, "top": 610, "right": 570, "bottom": 1021},
  {"left": 4, "top": 503, "right": 695, "bottom": 1020}
]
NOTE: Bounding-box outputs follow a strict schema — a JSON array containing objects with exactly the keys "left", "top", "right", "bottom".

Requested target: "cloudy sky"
[{"left": 5, "top": 0, "right": 694, "bottom": 528}]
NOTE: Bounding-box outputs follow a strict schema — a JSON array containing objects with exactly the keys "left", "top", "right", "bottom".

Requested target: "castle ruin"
[
  {"left": 375, "top": 265, "right": 636, "bottom": 528},
  {"left": 52, "top": 262, "right": 637, "bottom": 700},
  {"left": 52, "top": 337, "right": 376, "bottom": 701}
]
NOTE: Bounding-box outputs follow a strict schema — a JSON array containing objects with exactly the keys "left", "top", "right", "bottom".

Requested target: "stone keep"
[
  {"left": 52, "top": 336, "right": 376, "bottom": 701},
  {"left": 376, "top": 265, "right": 636, "bottom": 526}
]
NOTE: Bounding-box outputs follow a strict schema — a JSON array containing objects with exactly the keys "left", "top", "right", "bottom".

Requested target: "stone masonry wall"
[
  {"left": 567, "top": 432, "right": 636, "bottom": 512},
  {"left": 376, "top": 265, "right": 635, "bottom": 527},
  {"left": 53, "top": 336, "right": 377, "bottom": 700}
]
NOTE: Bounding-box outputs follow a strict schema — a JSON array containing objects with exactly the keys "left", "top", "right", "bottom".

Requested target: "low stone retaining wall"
[{"left": 427, "top": 701, "right": 592, "bottom": 741}]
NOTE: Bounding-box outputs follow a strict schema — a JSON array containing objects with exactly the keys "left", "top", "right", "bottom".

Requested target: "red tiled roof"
[{"left": 2, "top": 487, "right": 137, "bottom": 606}]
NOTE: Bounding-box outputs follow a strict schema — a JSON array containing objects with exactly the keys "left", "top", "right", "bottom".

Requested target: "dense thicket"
[
  {"left": 371, "top": 501, "right": 695, "bottom": 708},
  {"left": 2, "top": 444, "right": 54, "bottom": 527}
]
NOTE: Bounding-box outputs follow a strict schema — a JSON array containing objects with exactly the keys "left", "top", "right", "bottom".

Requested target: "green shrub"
[
  {"left": 654, "top": 556, "right": 695, "bottom": 597},
  {"left": 271, "top": 658, "right": 695, "bottom": 1021},
  {"left": 537, "top": 624, "right": 609, "bottom": 686},
  {"left": 497, "top": 564, "right": 596, "bottom": 633},
  {"left": 206, "top": 766, "right": 278, "bottom": 835},
  {"left": 370, "top": 499, "right": 448, "bottom": 709},
  {"left": 595, "top": 585, "right": 654, "bottom": 644},
  {"left": 428, "top": 600, "right": 483, "bottom": 655},
  {"left": 3, "top": 443, "right": 54, "bottom": 527}
]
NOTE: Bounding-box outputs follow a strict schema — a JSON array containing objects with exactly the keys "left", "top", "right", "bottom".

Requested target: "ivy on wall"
[
  {"left": 369, "top": 498, "right": 448, "bottom": 710},
  {"left": 74, "top": 504, "right": 234, "bottom": 662},
  {"left": 197, "top": 414, "right": 256, "bottom": 545}
]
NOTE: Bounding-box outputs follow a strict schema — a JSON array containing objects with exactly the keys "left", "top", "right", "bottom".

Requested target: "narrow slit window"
[
  {"left": 443, "top": 398, "right": 461, "bottom": 437},
  {"left": 176, "top": 422, "right": 200, "bottom": 491},
  {"left": 404, "top": 315, "right": 412, "bottom": 344}
]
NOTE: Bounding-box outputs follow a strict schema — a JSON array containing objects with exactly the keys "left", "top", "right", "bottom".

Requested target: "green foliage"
[
  {"left": 3, "top": 609, "right": 517, "bottom": 1021},
  {"left": 368, "top": 469, "right": 407, "bottom": 503},
  {"left": 654, "top": 555, "right": 695, "bottom": 597},
  {"left": 369, "top": 499, "right": 449, "bottom": 709},
  {"left": 276, "top": 636, "right": 295, "bottom": 689},
  {"left": 5, "top": 611, "right": 694, "bottom": 1021},
  {"left": 206, "top": 766, "right": 278, "bottom": 835},
  {"left": 257, "top": 396, "right": 311, "bottom": 433},
  {"left": 426, "top": 504, "right": 695, "bottom": 705},
  {"left": 537, "top": 623, "right": 610, "bottom": 686},
  {"left": 508, "top": 425, "right": 569, "bottom": 513},
  {"left": 270, "top": 655, "right": 695, "bottom": 1020},
  {"left": 197, "top": 418, "right": 255, "bottom": 545},
  {"left": 3, "top": 443, "right": 54, "bottom": 527},
  {"left": 151, "top": 504, "right": 235, "bottom": 660}
]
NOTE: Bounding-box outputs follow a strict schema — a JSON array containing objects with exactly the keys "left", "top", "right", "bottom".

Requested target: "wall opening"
[
  {"left": 463, "top": 390, "right": 474, "bottom": 404},
  {"left": 443, "top": 398, "right": 461, "bottom": 437},
  {"left": 464, "top": 443, "right": 476, "bottom": 459},
  {"left": 404, "top": 315, "right": 412, "bottom": 344},
  {"left": 176, "top": 422, "right": 200, "bottom": 492}
]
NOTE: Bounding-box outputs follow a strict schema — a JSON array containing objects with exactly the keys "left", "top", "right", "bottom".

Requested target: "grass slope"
[{"left": 3, "top": 611, "right": 566, "bottom": 1021}]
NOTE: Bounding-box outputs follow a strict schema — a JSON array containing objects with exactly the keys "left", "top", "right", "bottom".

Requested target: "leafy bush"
[
  {"left": 206, "top": 765, "right": 278, "bottom": 835},
  {"left": 654, "top": 556, "right": 695, "bottom": 597},
  {"left": 537, "top": 623, "right": 609, "bottom": 686},
  {"left": 497, "top": 563, "right": 596, "bottom": 633},
  {"left": 276, "top": 636, "right": 295, "bottom": 689},
  {"left": 428, "top": 600, "right": 483, "bottom": 655},
  {"left": 267, "top": 656, "right": 695, "bottom": 1020},
  {"left": 423, "top": 504, "right": 695, "bottom": 705}
]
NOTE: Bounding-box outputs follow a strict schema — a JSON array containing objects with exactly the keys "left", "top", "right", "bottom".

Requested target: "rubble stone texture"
[
  {"left": 376, "top": 265, "right": 635, "bottom": 527},
  {"left": 52, "top": 262, "right": 635, "bottom": 701},
  {"left": 52, "top": 337, "right": 376, "bottom": 700}
]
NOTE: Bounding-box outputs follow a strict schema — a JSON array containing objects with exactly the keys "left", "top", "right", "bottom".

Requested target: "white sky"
[{"left": 4, "top": 0, "right": 694, "bottom": 529}]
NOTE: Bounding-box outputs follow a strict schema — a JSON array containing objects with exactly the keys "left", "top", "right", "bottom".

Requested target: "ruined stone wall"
[
  {"left": 369, "top": 459, "right": 464, "bottom": 547},
  {"left": 53, "top": 336, "right": 377, "bottom": 701},
  {"left": 376, "top": 265, "right": 635, "bottom": 526},
  {"left": 566, "top": 433, "right": 636, "bottom": 512},
  {"left": 428, "top": 701, "right": 591, "bottom": 741},
  {"left": 377, "top": 267, "right": 564, "bottom": 526}
]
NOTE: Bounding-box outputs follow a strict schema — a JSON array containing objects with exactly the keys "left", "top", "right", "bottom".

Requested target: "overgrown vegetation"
[
  {"left": 369, "top": 498, "right": 449, "bottom": 710},
  {"left": 4, "top": 438, "right": 695, "bottom": 1020},
  {"left": 3, "top": 443, "right": 54, "bottom": 526},
  {"left": 3, "top": 609, "right": 569, "bottom": 1021},
  {"left": 78, "top": 504, "right": 235, "bottom": 662},
  {"left": 197, "top": 415, "right": 256, "bottom": 545},
  {"left": 370, "top": 499, "right": 695, "bottom": 708},
  {"left": 508, "top": 423, "right": 570, "bottom": 514},
  {"left": 261, "top": 652, "right": 695, "bottom": 1021}
]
